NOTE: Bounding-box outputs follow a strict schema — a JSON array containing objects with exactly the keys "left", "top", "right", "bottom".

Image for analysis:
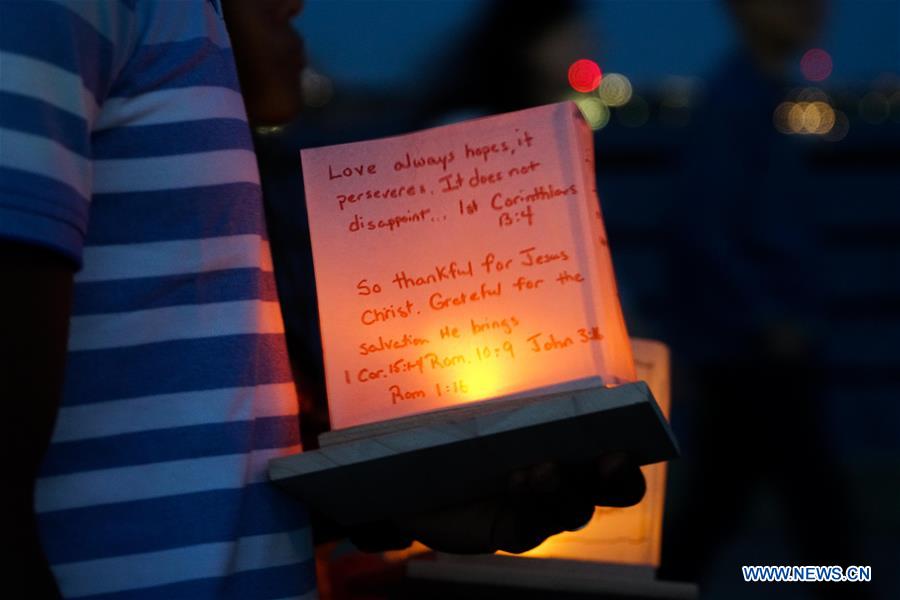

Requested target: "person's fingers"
[
  {"left": 540, "top": 478, "right": 595, "bottom": 532},
  {"left": 507, "top": 467, "right": 529, "bottom": 495},
  {"left": 508, "top": 461, "right": 561, "bottom": 497},
  {"left": 400, "top": 497, "right": 501, "bottom": 554},
  {"left": 555, "top": 490, "right": 596, "bottom": 531},
  {"left": 526, "top": 461, "right": 561, "bottom": 494},
  {"left": 490, "top": 498, "right": 555, "bottom": 554},
  {"left": 493, "top": 473, "right": 593, "bottom": 553},
  {"left": 597, "top": 451, "right": 628, "bottom": 477},
  {"left": 590, "top": 452, "right": 646, "bottom": 507},
  {"left": 398, "top": 455, "right": 644, "bottom": 556}
]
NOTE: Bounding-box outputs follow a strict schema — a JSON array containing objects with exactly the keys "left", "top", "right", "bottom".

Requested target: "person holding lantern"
[{"left": 1, "top": 1, "right": 645, "bottom": 597}]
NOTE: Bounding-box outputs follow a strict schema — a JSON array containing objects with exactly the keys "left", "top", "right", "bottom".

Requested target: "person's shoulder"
[{"left": 131, "top": 0, "right": 231, "bottom": 50}]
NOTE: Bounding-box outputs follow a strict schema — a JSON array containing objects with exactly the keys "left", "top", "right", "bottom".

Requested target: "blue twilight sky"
[{"left": 295, "top": 0, "right": 899, "bottom": 89}]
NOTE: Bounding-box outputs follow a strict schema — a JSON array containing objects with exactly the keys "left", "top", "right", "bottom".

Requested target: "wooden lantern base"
[{"left": 268, "top": 381, "right": 678, "bottom": 527}]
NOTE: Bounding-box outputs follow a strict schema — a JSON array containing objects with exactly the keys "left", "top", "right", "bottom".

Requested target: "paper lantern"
[{"left": 300, "top": 102, "right": 636, "bottom": 431}]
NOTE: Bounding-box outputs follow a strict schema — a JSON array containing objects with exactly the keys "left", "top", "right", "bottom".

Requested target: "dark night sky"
[{"left": 296, "top": 0, "right": 899, "bottom": 89}]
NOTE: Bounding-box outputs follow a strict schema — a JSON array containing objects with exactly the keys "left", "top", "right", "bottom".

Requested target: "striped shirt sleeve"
[{"left": 0, "top": 0, "right": 133, "bottom": 265}]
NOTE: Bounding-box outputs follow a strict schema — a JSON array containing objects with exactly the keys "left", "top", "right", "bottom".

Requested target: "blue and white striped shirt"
[{"left": 0, "top": 1, "right": 316, "bottom": 597}]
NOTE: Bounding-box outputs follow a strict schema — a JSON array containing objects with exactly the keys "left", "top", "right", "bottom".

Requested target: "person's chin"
[
  {"left": 253, "top": 37, "right": 306, "bottom": 125},
  {"left": 247, "top": 87, "right": 305, "bottom": 127}
]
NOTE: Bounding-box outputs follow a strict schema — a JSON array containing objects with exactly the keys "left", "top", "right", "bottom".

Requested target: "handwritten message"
[{"left": 302, "top": 102, "right": 635, "bottom": 429}]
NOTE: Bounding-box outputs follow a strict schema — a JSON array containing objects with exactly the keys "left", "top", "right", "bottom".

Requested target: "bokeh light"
[
  {"left": 568, "top": 59, "right": 603, "bottom": 93},
  {"left": 787, "top": 103, "right": 806, "bottom": 133},
  {"left": 777, "top": 101, "right": 836, "bottom": 135},
  {"left": 800, "top": 48, "right": 833, "bottom": 82},
  {"left": 574, "top": 95, "right": 610, "bottom": 130},
  {"left": 773, "top": 102, "right": 794, "bottom": 134},
  {"left": 597, "top": 73, "right": 632, "bottom": 107},
  {"left": 793, "top": 86, "right": 829, "bottom": 103},
  {"left": 810, "top": 101, "right": 836, "bottom": 134},
  {"left": 823, "top": 110, "right": 850, "bottom": 142}
]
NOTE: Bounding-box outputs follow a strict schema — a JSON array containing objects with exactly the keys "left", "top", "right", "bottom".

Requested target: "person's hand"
[{"left": 348, "top": 453, "right": 645, "bottom": 554}]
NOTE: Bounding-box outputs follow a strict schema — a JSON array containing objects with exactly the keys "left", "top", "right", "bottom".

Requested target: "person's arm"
[
  {"left": 1, "top": 2, "right": 134, "bottom": 591},
  {"left": 2, "top": 241, "right": 75, "bottom": 597}
]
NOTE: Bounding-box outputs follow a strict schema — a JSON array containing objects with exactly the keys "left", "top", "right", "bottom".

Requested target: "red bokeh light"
[
  {"left": 800, "top": 48, "right": 833, "bottom": 82},
  {"left": 568, "top": 59, "right": 603, "bottom": 93}
]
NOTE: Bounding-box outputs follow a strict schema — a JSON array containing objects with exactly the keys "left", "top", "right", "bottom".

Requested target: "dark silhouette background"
[{"left": 253, "top": 1, "right": 900, "bottom": 597}]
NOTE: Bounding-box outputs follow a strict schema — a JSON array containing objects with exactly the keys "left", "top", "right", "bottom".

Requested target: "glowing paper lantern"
[
  {"left": 270, "top": 103, "right": 678, "bottom": 552},
  {"left": 300, "top": 102, "right": 635, "bottom": 431}
]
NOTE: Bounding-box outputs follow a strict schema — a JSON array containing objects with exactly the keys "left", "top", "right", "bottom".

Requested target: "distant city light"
[
  {"left": 597, "top": 73, "right": 632, "bottom": 107},
  {"left": 776, "top": 100, "right": 836, "bottom": 135},
  {"left": 823, "top": 110, "right": 850, "bottom": 142},
  {"left": 573, "top": 95, "right": 610, "bottom": 129},
  {"left": 793, "top": 86, "right": 829, "bottom": 103},
  {"left": 809, "top": 101, "right": 836, "bottom": 133},
  {"left": 787, "top": 103, "right": 806, "bottom": 132},
  {"left": 568, "top": 59, "right": 603, "bottom": 93},
  {"left": 773, "top": 102, "right": 793, "bottom": 134},
  {"left": 800, "top": 48, "right": 833, "bottom": 82}
]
